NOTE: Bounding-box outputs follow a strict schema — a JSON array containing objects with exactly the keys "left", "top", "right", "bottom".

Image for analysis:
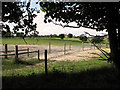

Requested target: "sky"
[
  {"left": 34, "top": 12, "right": 108, "bottom": 36},
  {"left": 29, "top": 1, "right": 108, "bottom": 36},
  {"left": 7, "top": 1, "right": 108, "bottom": 36}
]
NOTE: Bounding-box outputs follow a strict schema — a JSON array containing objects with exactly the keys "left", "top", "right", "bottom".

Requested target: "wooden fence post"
[
  {"left": 38, "top": 50, "right": 40, "bottom": 60},
  {"left": 90, "top": 43, "right": 92, "bottom": 50},
  {"left": 98, "top": 43, "right": 100, "bottom": 49},
  {"left": 27, "top": 48, "right": 29, "bottom": 57},
  {"left": 69, "top": 43, "right": 71, "bottom": 50},
  {"left": 45, "top": 50, "right": 48, "bottom": 75},
  {"left": 15, "top": 45, "right": 18, "bottom": 62},
  {"left": 64, "top": 43, "right": 66, "bottom": 55},
  {"left": 49, "top": 42, "right": 51, "bottom": 53},
  {"left": 4, "top": 44, "right": 8, "bottom": 59},
  {"left": 94, "top": 42, "right": 95, "bottom": 49},
  {"left": 82, "top": 42, "right": 84, "bottom": 51},
  {"left": 106, "top": 43, "right": 108, "bottom": 48}
]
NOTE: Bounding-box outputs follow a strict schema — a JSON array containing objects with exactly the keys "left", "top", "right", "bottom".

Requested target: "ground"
[
  {"left": 50, "top": 49, "right": 109, "bottom": 61},
  {"left": 1, "top": 44, "right": 108, "bottom": 61},
  {"left": 3, "top": 42, "right": 117, "bottom": 88}
]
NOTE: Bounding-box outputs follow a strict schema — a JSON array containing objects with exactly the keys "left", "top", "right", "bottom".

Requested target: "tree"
[
  {"left": 16, "top": 32, "right": 24, "bottom": 37},
  {"left": 30, "top": 31, "right": 39, "bottom": 37},
  {"left": 79, "top": 35, "right": 87, "bottom": 42},
  {"left": 2, "top": 1, "right": 39, "bottom": 43},
  {"left": 39, "top": 2, "right": 120, "bottom": 69},
  {"left": 59, "top": 34, "right": 65, "bottom": 39},
  {"left": 68, "top": 33, "right": 73, "bottom": 38},
  {"left": 50, "top": 34, "right": 58, "bottom": 38},
  {"left": 2, "top": 25, "right": 12, "bottom": 37}
]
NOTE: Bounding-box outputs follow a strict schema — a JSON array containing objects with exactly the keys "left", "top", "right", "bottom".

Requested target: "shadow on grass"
[
  {"left": 14, "top": 59, "right": 34, "bottom": 65},
  {"left": 2, "top": 58, "right": 49, "bottom": 70},
  {"left": 2, "top": 66, "right": 120, "bottom": 88}
]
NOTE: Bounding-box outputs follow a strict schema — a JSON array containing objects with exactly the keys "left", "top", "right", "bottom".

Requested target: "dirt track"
[{"left": 48, "top": 49, "right": 109, "bottom": 61}]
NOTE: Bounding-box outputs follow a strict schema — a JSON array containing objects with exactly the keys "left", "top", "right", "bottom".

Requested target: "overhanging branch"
[
  {"left": 52, "top": 21, "right": 100, "bottom": 30},
  {"left": 52, "top": 21, "right": 81, "bottom": 28}
]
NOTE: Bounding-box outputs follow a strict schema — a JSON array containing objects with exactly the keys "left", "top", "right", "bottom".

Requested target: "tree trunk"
[
  {"left": 107, "top": 5, "right": 120, "bottom": 69},
  {"left": 108, "top": 27, "right": 120, "bottom": 69},
  {"left": 118, "top": 28, "right": 120, "bottom": 51}
]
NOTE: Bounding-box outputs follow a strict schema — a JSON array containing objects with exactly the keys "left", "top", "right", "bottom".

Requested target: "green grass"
[
  {"left": 51, "top": 59, "right": 111, "bottom": 73},
  {"left": 2, "top": 58, "right": 43, "bottom": 71},
  {"left": 2, "top": 37, "right": 109, "bottom": 49},
  {"left": 2, "top": 37, "right": 83, "bottom": 45},
  {"left": 2, "top": 53, "right": 120, "bottom": 88}
]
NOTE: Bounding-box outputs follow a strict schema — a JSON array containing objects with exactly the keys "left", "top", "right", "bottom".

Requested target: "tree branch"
[
  {"left": 52, "top": 21, "right": 101, "bottom": 30},
  {"left": 52, "top": 21, "right": 81, "bottom": 28}
]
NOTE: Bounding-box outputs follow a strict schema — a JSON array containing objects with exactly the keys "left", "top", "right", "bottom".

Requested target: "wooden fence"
[{"left": 0, "top": 44, "right": 40, "bottom": 61}]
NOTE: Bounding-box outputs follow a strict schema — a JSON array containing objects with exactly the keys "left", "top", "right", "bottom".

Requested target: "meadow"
[
  {"left": 2, "top": 37, "right": 109, "bottom": 45},
  {"left": 2, "top": 53, "right": 120, "bottom": 88}
]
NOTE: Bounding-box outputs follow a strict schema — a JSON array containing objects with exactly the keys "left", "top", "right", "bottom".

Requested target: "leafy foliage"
[
  {"left": 2, "top": 1, "right": 39, "bottom": 37},
  {"left": 2, "top": 2, "right": 24, "bottom": 23},
  {"left": 40, "top": 2, "right": 119, "bottom": 31}
]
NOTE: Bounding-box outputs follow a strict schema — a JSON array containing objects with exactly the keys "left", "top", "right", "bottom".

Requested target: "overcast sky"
[{"left": 34, "top": 12, "right": 108, "bottom": 36}]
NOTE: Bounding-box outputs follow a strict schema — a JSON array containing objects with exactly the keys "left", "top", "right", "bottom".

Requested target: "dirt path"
[{"left": 48, "top": 49, "right": 110, "bottom": 61}]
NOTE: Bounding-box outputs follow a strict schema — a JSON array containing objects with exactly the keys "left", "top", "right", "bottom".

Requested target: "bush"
[
  {"left": 91, "top": 36, "right": 104, "bottom": 43},
  {"left": 59, "top": 34, "right": 65, "bottom": 39},
  {"left": 79, "top": 35, "right": 87, "bottom": 42},
  {"left": 68, "top": 33, "right": 73, "bottom": 38}
]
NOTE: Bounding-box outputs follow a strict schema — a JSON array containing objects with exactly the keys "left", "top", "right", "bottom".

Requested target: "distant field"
[
  {"left": 2, "top": 37, "right": 109, "bottom": 45},
  {"left": 2, "top": 37, "right": 83, "bottom": 45}
]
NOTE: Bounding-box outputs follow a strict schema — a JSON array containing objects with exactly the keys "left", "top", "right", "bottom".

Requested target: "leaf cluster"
[{"left": 40, "top": 2, "right": 119, "bottom": 31}]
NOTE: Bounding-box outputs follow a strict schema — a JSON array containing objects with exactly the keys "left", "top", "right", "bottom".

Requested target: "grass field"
[
  {"left": 2, "top": 53, "right": 120, "bottom": 88},
  {"left": 2, "top": 37, "right": 109, "bottom": 45},
  {"left": 2, "top": 37, "right": 82, "bottom": 45}
]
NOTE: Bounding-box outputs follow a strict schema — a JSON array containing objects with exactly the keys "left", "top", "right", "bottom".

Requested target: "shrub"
[
  {"left": 68, "top": 33, "right": 73, "bottom": 38},
  {"left": 59, "top": 34, "right": 65, "bottom": 39},
  {"left": 91, "top": 36, "right": 104, "bottom": 43},
  {"left": 79, "top": 35, "right": 87, "bottom": 42}
]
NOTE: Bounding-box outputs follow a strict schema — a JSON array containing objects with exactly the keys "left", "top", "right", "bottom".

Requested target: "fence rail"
[
  {"left": 0, "top": 51, "right": 38, "bottom": 56},
  {"left": 0, "top": 49, "right": 28, "bottom": 53},
  {"left": 0, "top": 44, "right": 40, "bottom": 61}
]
